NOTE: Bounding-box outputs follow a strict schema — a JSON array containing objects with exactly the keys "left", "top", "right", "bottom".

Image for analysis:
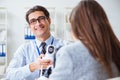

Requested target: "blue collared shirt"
[{"left": 6, "top": 35, "right": 69, "bottom": 80}]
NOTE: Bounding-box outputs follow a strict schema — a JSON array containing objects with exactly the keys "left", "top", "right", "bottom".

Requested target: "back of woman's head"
[{"left": 70, "top": 0, "right": 120, "bottom": 77}]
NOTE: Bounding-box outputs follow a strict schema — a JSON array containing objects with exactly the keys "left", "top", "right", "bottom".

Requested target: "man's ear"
[
  {"left": 29, "top": 24, "right": 31, "bottom": 28},
  {"left": 48, "top": 18, "right": 51, "bottom": 24}
]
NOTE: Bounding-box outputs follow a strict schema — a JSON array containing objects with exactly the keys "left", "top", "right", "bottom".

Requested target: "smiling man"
[{"left": 6, "top": 5, "right": 69, "bottom": 80}]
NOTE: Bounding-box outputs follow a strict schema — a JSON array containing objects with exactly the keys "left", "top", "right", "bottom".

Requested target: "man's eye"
[
  {"left": 30, "top": 19, "right": 36, "bottom": 23},
  {"left": 40, "top": 17, "right": 45, "bottom": 19},
  {"left": 38, "top": 16, "right": 45, "bottom": 20}
]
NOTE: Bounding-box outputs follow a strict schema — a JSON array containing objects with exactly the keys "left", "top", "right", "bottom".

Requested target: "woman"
[{"left": 49, "top": 0, "right": 120, "bottom": 80}]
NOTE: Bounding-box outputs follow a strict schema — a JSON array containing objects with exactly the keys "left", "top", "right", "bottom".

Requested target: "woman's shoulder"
[
  {"left": 62, "top": 40, "right": 86, "bottom": 51},
  {"left": 57, "top": 40, "right": 88, "bottom": 57}
]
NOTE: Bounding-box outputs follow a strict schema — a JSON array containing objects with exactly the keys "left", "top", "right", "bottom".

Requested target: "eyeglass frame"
[{"left": 29, "top": 16, "right": 48, "bottom": 25}]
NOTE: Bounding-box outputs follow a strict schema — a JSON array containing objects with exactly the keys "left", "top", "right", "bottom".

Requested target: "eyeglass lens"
[{"left": 29, "top": 16, "right": 47, "bottom": 24}]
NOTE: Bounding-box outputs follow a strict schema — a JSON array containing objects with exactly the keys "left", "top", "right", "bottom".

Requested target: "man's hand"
[
  {"left": 40, "top": 54, "right": 45, "bottom": 59},
  {"left": 29, "top": 57, "right": 53, "bottom": 72}
]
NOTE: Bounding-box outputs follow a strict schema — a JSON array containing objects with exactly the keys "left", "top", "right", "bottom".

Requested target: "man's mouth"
[{"left": 35, "top": 26, "right": 45, "bottom": 30}]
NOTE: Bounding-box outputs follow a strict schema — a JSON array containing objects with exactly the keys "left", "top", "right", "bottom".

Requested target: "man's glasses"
[{"left": 29, "top": 16, "right": 48, "bottom": 25}]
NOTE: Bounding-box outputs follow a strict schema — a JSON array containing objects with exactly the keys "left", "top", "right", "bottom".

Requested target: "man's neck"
[{"left": 37, "top": 33, "right": 51, "bottom": 42}]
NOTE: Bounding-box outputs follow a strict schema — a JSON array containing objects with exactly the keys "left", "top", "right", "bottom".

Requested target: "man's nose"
[{"left": 36, "top": 20, "right": 41, "bottom": 25}]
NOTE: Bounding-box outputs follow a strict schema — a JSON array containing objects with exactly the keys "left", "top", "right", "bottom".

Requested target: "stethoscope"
[{"left": 35, "top": 36, "right": 54, "bottom": 55}]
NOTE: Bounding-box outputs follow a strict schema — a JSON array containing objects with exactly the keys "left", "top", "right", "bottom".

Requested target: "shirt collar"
[{"left": 35, "top": 35, "right": 53, "bottom": 48}]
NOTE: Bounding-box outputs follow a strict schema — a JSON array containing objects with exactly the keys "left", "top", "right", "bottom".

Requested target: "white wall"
[{"left": 0, "top": 0, "right": 120, "bottom": 66}]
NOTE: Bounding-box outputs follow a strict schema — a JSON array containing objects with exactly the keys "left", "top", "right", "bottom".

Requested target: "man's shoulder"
[{"left": 18, "top": 40, "right": 36, "bottom": 49}]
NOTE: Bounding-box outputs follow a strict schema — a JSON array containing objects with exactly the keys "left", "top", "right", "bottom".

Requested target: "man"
[{"left": 6, "top": 5, "right": 69, "bottom": 80}]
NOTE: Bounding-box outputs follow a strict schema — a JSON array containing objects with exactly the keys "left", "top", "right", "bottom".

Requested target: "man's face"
[{"left": 28, "top": 11, "right": 51, "bottom": 38}]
